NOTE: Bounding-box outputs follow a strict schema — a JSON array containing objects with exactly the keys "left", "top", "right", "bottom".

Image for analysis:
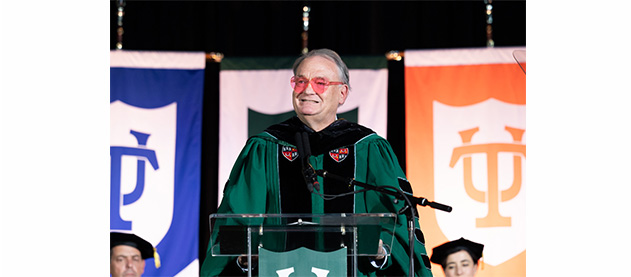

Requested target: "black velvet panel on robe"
[{"left": 265, "top": 116, "right": 375, "bottom": 252}]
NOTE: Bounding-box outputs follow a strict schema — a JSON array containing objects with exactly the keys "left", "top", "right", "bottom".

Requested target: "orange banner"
[{"left": 405, "top": 48, "right": 526, "bottom": 277}]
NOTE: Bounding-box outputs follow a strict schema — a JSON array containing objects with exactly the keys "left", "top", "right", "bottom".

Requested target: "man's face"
[
  {"left": 292, "top": 56, "right": 348, "bottom": 127},
  {"left": 110, "top": 245, "right": 145, "bottom": 277},
  {"left": 443, "top": 250, "right": 477, "bottom": 277}
]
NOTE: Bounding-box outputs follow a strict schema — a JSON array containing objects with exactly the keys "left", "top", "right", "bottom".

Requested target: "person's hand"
[
  {"left": 375, "top": 239, "right": 386, "bottom": 261},
  {"left": 237, "top": 255, "right": 259, "bottom": 268}
]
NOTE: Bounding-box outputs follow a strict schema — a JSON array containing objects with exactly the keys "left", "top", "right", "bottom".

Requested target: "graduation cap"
[
  {"left": 110, "top": 232, "right": 161, "bottom": 268},
  {"left": 430, "top": 237, "right": 484, "bottom": 267}
]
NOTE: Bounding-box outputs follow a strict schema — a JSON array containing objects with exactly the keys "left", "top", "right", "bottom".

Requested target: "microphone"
[
  {"left": 294, "top": 132, "right": 312, "bottom": 193},
  {"left": 301, "top": 132, "right": 321, "bottom": 192},
  {"left": 397, "top": 179, "right": 452, "bottom": 212},
  {"left": 295, "top": 132, "right": 320, "bottom": 193},
  {"left": 411, "top": 196, "right": 452, "bottom": 213},
  {"left": 317, "top": 169, "right": 452, "bottom": 213}
]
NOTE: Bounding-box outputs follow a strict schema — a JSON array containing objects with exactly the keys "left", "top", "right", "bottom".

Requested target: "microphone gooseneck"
[
  {"left": 294, "top": 132, "right": 313, "bottom": 193},
  {"left": 295, "top": 132, "right": 320, "bottom": 193},
  {"left": 301, "top": 132, "right": 320, "bottom": 192}
]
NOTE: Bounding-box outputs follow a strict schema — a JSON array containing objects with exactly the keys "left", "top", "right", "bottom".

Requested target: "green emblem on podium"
[{"left": 259, "top": 247, "right": 347, "bottom": 277}]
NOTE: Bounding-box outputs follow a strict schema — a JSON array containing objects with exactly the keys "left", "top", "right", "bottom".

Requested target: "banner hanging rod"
[{"left": 205, "top": 52, "right": 224, "bottom": 62}]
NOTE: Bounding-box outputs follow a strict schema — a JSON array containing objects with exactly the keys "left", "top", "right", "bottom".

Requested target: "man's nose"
[
  {"left": 304, "top": 83, "right": 317, "bottom": 94},
  {"left": 456, "top": 265, "right": 463, "bottom": 275}
]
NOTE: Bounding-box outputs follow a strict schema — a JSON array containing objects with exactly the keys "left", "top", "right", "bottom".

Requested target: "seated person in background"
[
  {"left": 110, "top": 232, "right": 160, "bottom": 277},
  {"left": 430, "top": 237, "right": 484, "bottom": 277},
  {"left": 200, "top": 48, "right": 433, "bottom": 276}
]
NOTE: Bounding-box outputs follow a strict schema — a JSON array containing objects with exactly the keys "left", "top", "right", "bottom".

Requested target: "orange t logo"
[{"left": 449, "top": 126, "right": 525, "bottom": 227}]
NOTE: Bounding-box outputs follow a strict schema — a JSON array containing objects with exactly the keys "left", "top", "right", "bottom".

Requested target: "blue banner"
[{"left": 110, "top": 51, "right": 205, "bottom": 276}]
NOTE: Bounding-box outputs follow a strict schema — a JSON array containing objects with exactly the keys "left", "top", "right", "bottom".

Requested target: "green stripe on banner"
[
  {"left": 248, "top": 109, "right": 359, "bottom": 138},
  {"left": 342, "top": 55, "right": 387, "bottom": 69},
  {"left": 221, "top": 55, "right": 386, "bottom": 70},
  {"left": 221, "top": 57, "right": 296, "bottom": 70}
]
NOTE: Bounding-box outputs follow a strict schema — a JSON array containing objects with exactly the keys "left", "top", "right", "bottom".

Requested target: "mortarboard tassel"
[{"left": 154, "top": 247, "right": 161, "bottom": 268}]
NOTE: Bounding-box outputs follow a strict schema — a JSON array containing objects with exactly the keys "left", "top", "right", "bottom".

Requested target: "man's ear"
[{"left": 338, "top": 84, "right": 349, "bottom": 105}]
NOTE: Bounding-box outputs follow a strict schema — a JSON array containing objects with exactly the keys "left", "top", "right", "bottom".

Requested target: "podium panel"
[{"left": 208, "top": 213, "right": 397, "bottom": 277}]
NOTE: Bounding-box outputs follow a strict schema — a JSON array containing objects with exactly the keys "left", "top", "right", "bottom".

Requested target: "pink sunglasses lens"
[{"left": 291, "top": 77, "right": 308, "bottom": 93}]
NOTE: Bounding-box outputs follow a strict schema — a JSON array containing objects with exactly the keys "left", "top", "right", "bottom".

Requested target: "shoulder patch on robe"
[
  {"left": 281, "top": 145, "right": 298, "bottom": 162},
  {"left": 328, "top": 147, "right": 349, "bottom": 162}
]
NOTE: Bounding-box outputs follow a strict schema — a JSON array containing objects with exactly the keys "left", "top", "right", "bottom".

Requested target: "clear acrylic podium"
[{"left": 208, "top": 213, "right": 397, "bottom": 277}]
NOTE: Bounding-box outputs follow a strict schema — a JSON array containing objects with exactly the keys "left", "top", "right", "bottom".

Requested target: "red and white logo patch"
[
  {"left": 282, "top": 146, "right": 298, "bottom": 161},
  {"left": 329, "top": 147, "right": 349, "bottom": 162}
]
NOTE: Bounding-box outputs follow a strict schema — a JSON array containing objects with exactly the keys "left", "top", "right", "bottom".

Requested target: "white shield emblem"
[
  {"left": 110, "top": 100, "right": 176, "bottom": 245},
  {"left": 433, "top": 98, "right": 526, "bottom": 266}
]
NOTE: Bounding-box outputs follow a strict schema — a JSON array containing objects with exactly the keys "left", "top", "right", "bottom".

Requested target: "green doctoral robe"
[{"left": 201, "top": 117, "right": 432, "bottom": 276}]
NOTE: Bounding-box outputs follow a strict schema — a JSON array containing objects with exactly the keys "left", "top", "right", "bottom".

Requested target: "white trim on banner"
[
  {"left": 405, "top": 47, "right": 526, "bottom": 67},
  {"left": 110, "top": 50, "right": 206, "bottom": 69}
]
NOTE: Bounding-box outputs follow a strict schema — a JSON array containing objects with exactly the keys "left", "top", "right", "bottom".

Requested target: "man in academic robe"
[{"left": 201, "top": 49, "right": 432, "bottom": 277}]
